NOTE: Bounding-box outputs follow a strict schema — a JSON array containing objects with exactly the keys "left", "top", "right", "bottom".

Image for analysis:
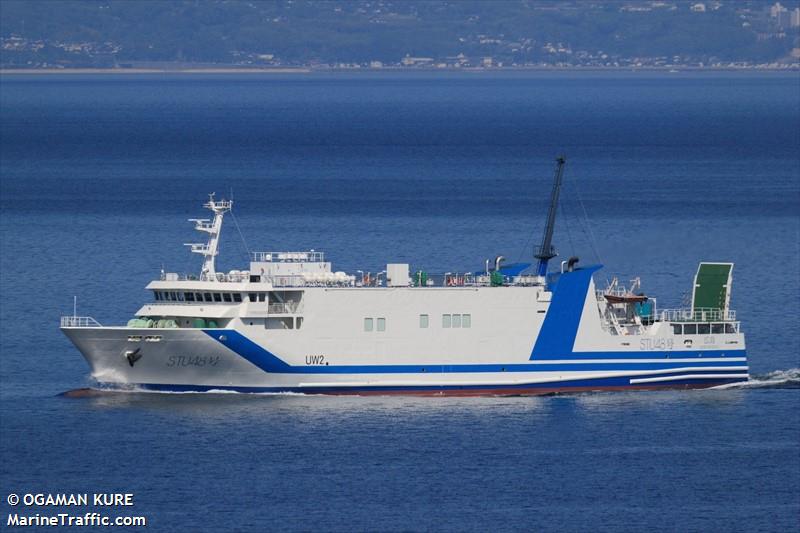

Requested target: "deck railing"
[
  {"left": 251, "top": 251, "right": 325, "bottom": 263},
  {"left": 154, "top": 271, "right": 549, "bottom": 288},
  {"left": 60, "top": 316, "right": 102, "bottom": 327},
  {"left": 658, "top": 308, "right": 736, "bottom": 322}
]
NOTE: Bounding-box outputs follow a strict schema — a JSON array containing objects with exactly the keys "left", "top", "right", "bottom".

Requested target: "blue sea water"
[{"left": 1, "top": 72, "right": 799, "bottom": 532}]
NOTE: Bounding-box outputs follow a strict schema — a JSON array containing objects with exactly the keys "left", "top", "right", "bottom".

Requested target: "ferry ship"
[{"left": 61, "top": 158, "right": 748, "bottom": 395}]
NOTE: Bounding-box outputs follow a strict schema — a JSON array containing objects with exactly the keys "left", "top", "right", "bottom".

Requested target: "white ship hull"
[
  {"left": 60, "top": 167, "right": 748, "bottom": 395},
  {"left": 62, "top": 268, "right": 748, "bottom": 395}
]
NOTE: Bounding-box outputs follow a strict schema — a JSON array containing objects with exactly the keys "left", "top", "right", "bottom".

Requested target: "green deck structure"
[{"left": 691, "top": 262, "right": 733, "bottom": 316}]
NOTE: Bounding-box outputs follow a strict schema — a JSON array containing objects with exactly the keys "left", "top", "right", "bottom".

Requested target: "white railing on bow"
[{"left": 60, "top": 316, "right": 103, "bottom": 327}]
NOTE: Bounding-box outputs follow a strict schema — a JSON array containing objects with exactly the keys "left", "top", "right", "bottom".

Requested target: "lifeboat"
[{"left": 604, "top": 293, "right": 648, "bottom": 304}]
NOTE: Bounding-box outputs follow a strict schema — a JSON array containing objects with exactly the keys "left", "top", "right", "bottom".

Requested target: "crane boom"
[{"left": 534, "top": 156, "right": 567, "bottom": 277}]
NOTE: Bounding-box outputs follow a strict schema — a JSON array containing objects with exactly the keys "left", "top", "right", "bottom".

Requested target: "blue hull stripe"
[
  {"left": 205, "top": 330, "right": 746, "bottom": 375},
  {"left": 128, "top": 374, "right": 747, "bottom": 395}
]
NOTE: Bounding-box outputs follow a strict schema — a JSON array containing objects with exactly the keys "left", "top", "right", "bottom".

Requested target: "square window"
[
  {"left": 154, "top": 292, "right": 161, "bottom": 301},
  {"left": 185, "top": 292, "right": 195, "bottom": 302},
  {"left": 233, "top": 293, "right": 242, "bottom": 302},
  {"left": 724, "top": 323, "right": 736, "bottom": 334},
  {"left": 462, "top": 314, "right": 471, "bottom": 328},
  {"left": 223, "top": 293, "right": 232, "bottom": 302},
  {"left": 442, "top": 314, "right": 451, "bottom": 328},
  {"left": 697, "top": 323, "right": 710, "bottom": 334},
  {"left": 177, "top": 292, "right": 184, "bottom": 301},
  {"left": 672, "top": 324, "right": 682, "bottom": 335},
  {"left": 259, "top": 293, "right": 267, "bottom": 302},
  {"left": 419, "top": 314, "right": 429, "bottom": 328},
  {"left": 248, "top": 293, "right": 257, "bottom": 302},
  {"left": 711, "top": 323, "right": 724, "bottom": 334},
  {"left": 377, "top": 318, "right": 386, "bottom": 332},
  {"left": 204, "top": 293, "right": 213, "bottom": 302},
  {"left": 364, "top": 318, "right": 373, "bottom": 332},
  {"left": 452, "top": 314, "right": 461, "bottom": 328},
  {"left": 171, "top": 292, "right": 178, "bottom": 301},
  {"left": 195, "top": 293, "right": 203, "bottom": 302},
  {"left": 212, "top": 293, "right": 221, "bottom": 302},
  {"left": 296, "top": 317, "right": 303, "bottom": 329},
  {"left": 684, "top": 323, "right": 697, "bottom": 335}
]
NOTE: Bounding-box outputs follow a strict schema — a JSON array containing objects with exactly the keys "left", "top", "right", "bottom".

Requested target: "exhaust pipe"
[{"left": 567, "top": 256, "right": 579, "bottom": 272}]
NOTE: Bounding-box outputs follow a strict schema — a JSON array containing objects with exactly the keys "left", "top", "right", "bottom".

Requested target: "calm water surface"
[{"left": 1, "top": 72, "right": 798, "bottom": 531}]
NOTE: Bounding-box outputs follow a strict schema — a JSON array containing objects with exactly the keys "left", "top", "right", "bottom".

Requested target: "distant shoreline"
[
  {"left": 1, "top": 66, "right": 797, "bottom": 75},
  {"left": 0, "top": 67, "right": 313, "bottom": 74}
]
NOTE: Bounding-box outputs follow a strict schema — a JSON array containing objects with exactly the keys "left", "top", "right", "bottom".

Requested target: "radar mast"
[{"left": 184, "top": 193, "right": 232, "bottom": 280}]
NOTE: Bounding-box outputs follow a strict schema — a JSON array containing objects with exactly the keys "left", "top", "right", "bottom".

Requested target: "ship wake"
[
  {"left": 711, "top": 368, "right": 800, "bottom": 390},
  {"left": 58, "top": 386, "right": 306, "bottom": 398}
]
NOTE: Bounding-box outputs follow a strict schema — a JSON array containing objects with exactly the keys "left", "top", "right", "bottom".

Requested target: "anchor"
[{"left": 125, "top": 347, "right": 142, "bottom": 367}]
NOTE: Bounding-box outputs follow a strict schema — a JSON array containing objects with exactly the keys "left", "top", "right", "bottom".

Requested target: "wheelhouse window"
[
  {"left": 684, "top": 324, "right": 697, "bottom": 335},
  {"left": 712, "top": 323, "right": 724, "bottom": 334},
  {"left": 258, "top": 293, "right": 267, "bottom": 302},
  {"left": 204, "top": 293, "right": 213, "bottom": 302},
  {"left": 725, "top": 323, "right": 736, "bottom": 334},
  {"left": 233, "top": 293, "right": 242, "bottom": 303},
  {"left": 672, "top": 324, "right": 682, "bottom": 335},
  {"left": 697, "top": 323, "right": 710, "bottom": 335},
  {"left": 223, "top": 293, "right": 232, "bottom": 303},
  {"left": 195, "top": 292, "right": 203, "bottom": 302},
  {"left": 185, "top": 292, "right": 195, "bottom": 302},
  {"left": 154, "top": 292, "right": 161, "bottom": 301},
  {"left": 213, "top": 293, "right": 222, "bottom": 302},
  {"left": 248, "top": 293, "right": 257, "bottom": 302}
]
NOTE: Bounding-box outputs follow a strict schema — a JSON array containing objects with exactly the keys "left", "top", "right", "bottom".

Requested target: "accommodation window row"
[
  {"left": 417, "top": 314, "right": 472, "bottom": 329},
  {"left": 442, "top": 314, "right": 471, "bottom": 328},
  {"left": 154, "top": 291, "right": 283, "bottom": 304},
  {"left": 154, "top": 291, "right": 242, "bottom": 303},
  {"left": 364, "top": 317, "right": 386, "bottom": 332},
  {"left": 672, "top": 322, "right": 737, "bottom": 335}
]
